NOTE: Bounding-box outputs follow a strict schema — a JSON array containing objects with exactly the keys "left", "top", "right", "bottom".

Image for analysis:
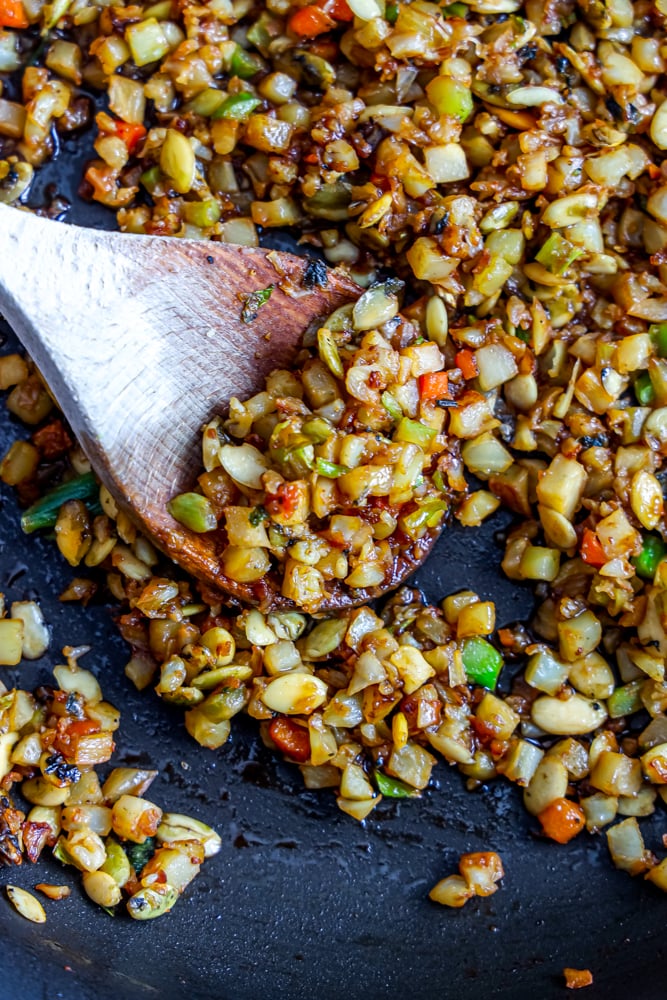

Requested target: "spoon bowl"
[{"left": 0, "top": 205, "right": 442, "bottom": 610}]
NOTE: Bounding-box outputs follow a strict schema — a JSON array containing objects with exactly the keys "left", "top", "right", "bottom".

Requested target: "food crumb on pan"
[
  {"left": 563, "top": 968, "right": 594, "bottom": 990},
  {"left": 429, "top": 851, "right": 504, "bottom": 908}
]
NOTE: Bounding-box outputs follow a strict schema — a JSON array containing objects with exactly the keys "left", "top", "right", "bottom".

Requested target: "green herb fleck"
[
  {"left": 249, "top": 505, "right": 268, "bottom": 526},
  {"left": 241, "top": 284, "right": 274, "bottom": 324},
  {"left": 126, "top": 837, "right": 157, "bottom": 876}
]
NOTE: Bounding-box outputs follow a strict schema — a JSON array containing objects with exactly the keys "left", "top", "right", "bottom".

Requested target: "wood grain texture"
[{"left": 0, "top": 204, "right": 441, "bottom": 609}]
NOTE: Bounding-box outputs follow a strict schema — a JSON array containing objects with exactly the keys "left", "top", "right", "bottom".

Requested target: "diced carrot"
[
  {"left": 268, "top": 716, "right": 311, "bottom": 762},
  {"left": 564, "top": 968, "right": 594, "bottom": 990},
  {"left": 580, "top": 528, "right": 606, "bottom": 567},
  {"left": 53, "top": 717, "right": 101, "bottom": 757},
  {"left": 287, "top": 4, "right": 334, "bottom": 36},
  {"left": 538, "top": 798, "right": 586, "bottom": 844},
  {"left": 112, "top": 120, "right": 147, "bottom": 154},
  {"left": 322, "top": 0, "right": 354, "bottom": 19},
  {"left": 0, "top": 0, "right": 28, "bottom": 28},
  {"left": 266, "top": 482, "right": 302, "bottom": 519},
  {"left": 418, "top": 371, "right": 450, "bottom": 401},
  {"left": 455, "top": 349, "right": 479, "bottom": 380}
]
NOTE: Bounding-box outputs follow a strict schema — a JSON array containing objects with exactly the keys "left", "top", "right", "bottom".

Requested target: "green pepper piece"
[
  {"left": 315, "top": 458, "right": 350, "bottom": 478},
  {"left": 607, "top": 680, "right": 644, "bottom": 719},
  {"left": 20, "top": 472, "right": 99, "bottom": 534},
  {"left": 183, "top": 88, "right": 226, "bottom": 117},
  {"left": 272, "top": 441, "right": 315, "bottom": 477},
  {"left": 535, "top": 232, "right": 583, "bottom": 275},
  {"left": 375, "top": 769, "right": 418, "bottom": 798},
  {"left": 302, "top": 417, "right": 332, "bottom": 443},
  {"left": 632, "top": 532, "right": 667, "bottom": 580},
  {"left": 649, "top": 323, "right": 667, "bottom": 359},
  {"left": 381, "top": 391, "right": 403, "bottom": 422},
  {"left": 167, "top": 493, "right": 217, "bottom": 533},
  {"left": 442, "top": 1, "right": 467, "bottom": 13},
  {"left": 634, "top": 371, "right": 655, "bottom": 406},
  {"left": 394, "top": 417, "right": 437, "bottom": 448},
  {"left": 461, "top": 636, "right": 504, "bottom": 690},
  {"left": 140, "top": 164, "right": 162, "bottom": 193},
  {"left": 385, "top": 1, "right": 399, "bottom": 21},
  {"left": 230, "top": 45, "right": 264, "bottom": 79},
  {"left": 211, "top": 92, "right": 262, "bottom": 120},
  {"left": 399, "top": 498, "right": 447, "bottom": 539}
]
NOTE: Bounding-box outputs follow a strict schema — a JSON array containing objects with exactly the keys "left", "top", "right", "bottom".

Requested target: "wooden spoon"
[{"left": 0, "top": 204, "right": 441, "bottom": 611}]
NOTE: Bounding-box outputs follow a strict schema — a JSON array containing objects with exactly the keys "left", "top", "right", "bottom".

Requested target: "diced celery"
[
  {"left": 211, "top": 93, "right": 261, "bottom": 120},
  {"left": 399, "top": 498, "right": 447, "bottom": 539},
  {"left": 183, "top": 200, "right": 222, "bottom": 227},
  {"left": 315, "top": 458, "right": 349, "bottom": 479},
  {"left": 461, "top": 637, "right": 504, "bottom": 690},
  {"left": 425, "top": 77, "right": 473, "bottom": 122},
  {"left": 167, "top": 493, "right": 217, "bottom": 533},
  {"left": 140, "top": 165, "right": 162, "bottom": 193},
  {"left": 535, "top": 233, "right": 583, "bottom": 275},
  {"left": 230, "top": 45, "right": 264, "bottom": 79},
  {"left": 649, "top": 323, "right": 667, "bottom": 358},
  {"left": 381, "top": 391, "right": 403, "bottom": 422},
  {"left": 394, "top": 418, "right": 437, "bottom": 448},
  {"left": 184, "top": 89, "right": 226, "bottom": 117},
  {"left": 634, "top": 372, "right": 655, "bottom": 405},
  {"left": 302, "top": 418, "right": 332, "bottom": 443},
  {"left": 607, "top": 680, "right": 644, "bottom": 719}
]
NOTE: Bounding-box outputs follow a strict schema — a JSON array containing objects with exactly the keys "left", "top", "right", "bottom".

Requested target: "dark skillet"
[{"left": 1, "top": 128, "right": 667, "bottom": 1000}]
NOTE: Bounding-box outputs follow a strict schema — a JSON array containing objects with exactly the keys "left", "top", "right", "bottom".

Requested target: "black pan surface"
[{"left": 1, "top": 137, "right": 667, "bottom": 1000}]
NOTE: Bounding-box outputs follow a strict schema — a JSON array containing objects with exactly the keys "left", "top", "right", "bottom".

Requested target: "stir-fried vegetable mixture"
[
  {"left": 0, "top": 598, "right": 221, "bottom": 921},
  {"left": 168, "top": 288, "right": 460, "bottom": 611},
  {"left": 5, "top": 0, "right": 667, "bottom": 903}
]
